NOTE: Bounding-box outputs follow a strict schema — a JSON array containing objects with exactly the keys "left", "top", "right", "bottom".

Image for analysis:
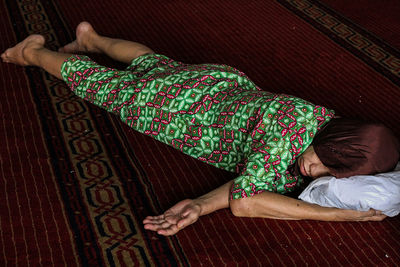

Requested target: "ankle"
[
  {"left": 87, "top": 33, "right": 102, "bottom": 52},
  {"left": 23, "top": 46, "right": 42, "bottom": 66}
]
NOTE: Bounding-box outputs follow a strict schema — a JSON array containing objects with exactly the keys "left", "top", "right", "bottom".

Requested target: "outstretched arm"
[{"left": 144, "top": 179, "right": 386, "bottom": 236}]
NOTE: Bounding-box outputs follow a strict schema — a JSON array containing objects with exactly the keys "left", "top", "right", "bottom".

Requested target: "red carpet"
[{"left": 1, "top": 0, "right": 399, "bottom": 266}]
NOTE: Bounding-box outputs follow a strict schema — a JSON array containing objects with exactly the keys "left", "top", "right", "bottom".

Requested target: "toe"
[
  {"left": 1, "top": 51, "right": 8, "bottom": 61},
  {"left": 1, "top": 55, "right": 10, "bottom": 63}
]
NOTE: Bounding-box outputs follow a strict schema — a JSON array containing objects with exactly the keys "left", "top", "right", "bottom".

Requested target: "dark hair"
[{"left": 313, "top": 118, "right": 400, "bottom": 178}]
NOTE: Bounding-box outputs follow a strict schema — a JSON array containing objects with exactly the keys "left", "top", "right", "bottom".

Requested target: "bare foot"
[
  {"left": 1, "top": 35, "right": 45, "bottom": 66},
  {"left": 59, "top": 22, "right": 101, "bottom": 53}
]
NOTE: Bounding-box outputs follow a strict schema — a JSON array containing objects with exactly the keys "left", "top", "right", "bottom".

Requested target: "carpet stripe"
[
  {"left": 372, "top": 220, "right": 400, "bottom": 263},
  {"left": 281, "top": 220, "right": 311, "bottom": 265},
  {"left": 0, "top": 68, "right": 19, "bottom": 265},
  {"left": 349, "top": 223, "right": 381, "bottom": 266},
  {"left": 357, "top": 222, "right": 393, "bottom": 266},
  {"left": 0, "top": 8, "right": 19, "bottom": 264},
  {"left": 243, "top": 220, "right": 276, "bottom": 265},
  {"left": 4, "top": 70, "right": 75, "bottom": 265},
  {"left": 3, "top": 77, "right": 31, "bottom": 266},
  {"left": 336, "top": 224, "right": 366, "bottom": 266},
  {"left": 270, "top": 220, "right": 300, "bottom": 265},
  {"left": 216, "top": 212, "right": 253, "bottom": 265},
  {"left": 311, "top": 221, "right": 347, "bottom": 265},
  {"left": 293, "top": 221, "right": 331, "bottom": 265},
  {"left": 13, "top": 75, "right": 45, "bottom": 266},
  {"left": 3, "top": 57, "right": 39, "bottom": 266},
  {"left": 240, "top": 213, "right": 276, "bottom": 264},
  {"left": 328, "top": 223, "right": 351, "bottom": 266},
  {"left": 163, "top": 149, "right": 198, "bottom": 197},
  {"left": 19, "top": 74, "right": 66, "bottom": 266},
  {"left": 146, "top": 139, "right": 181, "bottom": 208},
  {"left": 301, "top": 222, "right": 340, "bottom": 265},
  {"left": 321, "top": 223, "right": 353, "bottom": 265}
]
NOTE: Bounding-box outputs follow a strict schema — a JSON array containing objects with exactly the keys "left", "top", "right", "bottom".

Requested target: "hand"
[
  {"left": 143, "top": 199, "right": 202, "bottom": 236},
  {"left": 340, "top": 208, "right": 387, "bottom": 221}
]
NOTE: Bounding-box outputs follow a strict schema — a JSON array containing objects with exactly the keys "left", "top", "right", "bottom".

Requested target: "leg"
[
  {"left": 59, "top": 22, "right": 154, "bottom": 64},
  {"left": 1, "top": 35, "right": 72, "bottom": 79}
]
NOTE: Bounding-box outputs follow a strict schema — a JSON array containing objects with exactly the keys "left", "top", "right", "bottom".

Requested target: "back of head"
[{"left": 313, "top": 118, "right": 400, "bottom": 178}]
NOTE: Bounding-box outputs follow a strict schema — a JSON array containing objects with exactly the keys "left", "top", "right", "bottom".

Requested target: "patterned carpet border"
[{"left": 278, "top": 0, "right": 400, "bottom": 86}]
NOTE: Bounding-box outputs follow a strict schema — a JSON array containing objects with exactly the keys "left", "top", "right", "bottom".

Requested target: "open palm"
[{"left": 143, "top": 199, "right": 202, "bottom": 236}]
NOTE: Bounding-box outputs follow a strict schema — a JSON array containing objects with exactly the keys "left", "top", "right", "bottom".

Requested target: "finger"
[
  {"left": 143, "top": 218, "right": 167, "bottom": 227},
  {"left": 144, "top": 219, "right": 175, "bottom": 230},
  {"left": 144, "top": 220, "right": 180, "bottom": 236},
  {"left": 157, "top": 224, "right": 180, "bottom": 236},
  {"left": 143, "top": 221, "right": 173, "bottom": 232},
  {"left": 143, "top": 216, "right": 164, "bottom": 222},
  {"left": 163, "top": 215, "right": 181, "bottom": 225},
  {"left": 143, "top": 215, "right": 166, "bottom": 224},
  {"left": 143, "top": 223, "right": 159, "bottom": 231},
  {"left": 144, "top": 214, "right": 164, "bottom": 221}
]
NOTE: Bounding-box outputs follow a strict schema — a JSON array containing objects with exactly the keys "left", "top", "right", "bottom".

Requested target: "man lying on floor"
[{"left": 2, "top": 22, "right": 399, "bottom": 236}]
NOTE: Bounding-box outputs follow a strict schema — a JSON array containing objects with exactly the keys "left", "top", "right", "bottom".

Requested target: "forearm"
[
  {"left": 194, "top": 180, "right": 233, "bottom": 216},
  {"left": 232, "top": 191, "right": 336, "bottom": 220},
  {"left": 230, "top": 191, "right": 385, "bottom": 221},
  {"left": 144, "top": 181, "right": 385, "bottom": 236}
]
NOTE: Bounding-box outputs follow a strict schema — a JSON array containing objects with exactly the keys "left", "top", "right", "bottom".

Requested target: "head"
[{"left": 311, "top": 118, "right": 400, "bottom": 178}]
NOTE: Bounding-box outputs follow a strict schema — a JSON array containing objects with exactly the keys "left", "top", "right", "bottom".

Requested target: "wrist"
[
  {"left": 193, "top": 196, "right": 212, "bottom": 216},
  {"left": 192, "top": 180, "right": 233, "bottom": 216}
]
